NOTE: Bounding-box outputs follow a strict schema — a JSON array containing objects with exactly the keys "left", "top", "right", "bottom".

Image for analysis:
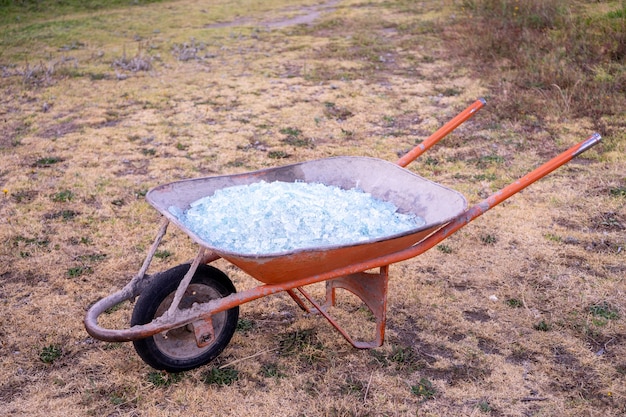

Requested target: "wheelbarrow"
[{"left": 84, "top": 99, "right": 602, "bottom": 372}]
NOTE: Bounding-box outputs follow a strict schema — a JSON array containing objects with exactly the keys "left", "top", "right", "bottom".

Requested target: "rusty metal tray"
[{"left": 146, "top": 156, "right": 467, "bottom": 284}]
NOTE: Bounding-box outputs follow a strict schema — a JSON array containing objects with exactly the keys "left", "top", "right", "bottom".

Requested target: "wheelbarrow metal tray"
[{"left": 146, "top": 156, "right": 467, "bottom": 284}]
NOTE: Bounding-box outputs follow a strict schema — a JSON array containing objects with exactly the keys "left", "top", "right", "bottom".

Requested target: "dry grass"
[
  {"left": 1, "top": 0, "right": 624, "bottom": 416},
  {"left": 448, "top": 0, "right": 626, "bottom": 134}
]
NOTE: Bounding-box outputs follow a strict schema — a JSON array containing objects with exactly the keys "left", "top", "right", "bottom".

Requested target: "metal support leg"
[
  {"left": 166, "top": 247, "right": 206, "bottom": 317},
  {"left": 291, "top": 266, "right": 389, "bottom": 349}
]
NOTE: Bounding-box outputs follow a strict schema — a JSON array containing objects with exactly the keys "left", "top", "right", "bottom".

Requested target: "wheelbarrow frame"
[{"left": 84, "top": 98, "right": 601, "bottom": 354}]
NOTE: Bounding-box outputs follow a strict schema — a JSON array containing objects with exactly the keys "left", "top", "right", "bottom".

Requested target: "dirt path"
[{"left": 204, "top": 0, "right": 342, "bottom": 28}]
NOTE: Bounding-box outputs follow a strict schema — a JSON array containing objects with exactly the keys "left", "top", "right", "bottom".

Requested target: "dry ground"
[{"left": 0, "top": 0, "right": 624, "bottom": 416}]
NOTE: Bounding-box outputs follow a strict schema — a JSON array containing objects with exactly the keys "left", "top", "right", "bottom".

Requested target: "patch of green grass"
[
  {"left": 349, "top": 32, "right": 393, "bottom": 64},
  {"left": 534, "top": 320, "right": 551, "bottom": 332},
  {"left": 544, "top": 233, "right": 561, "bottom": 242},
  {"left": 51, "top": 189, "right": 74, "bottom": 202},
  {"left": 202, "top": 367, "right": 239, "bottom": 386},
  {"left": 40, "top": 344, "right": 63, "bottom": 364},
  {"left": 388, "top": 345, "right": 419, "bottom": 369},
  {"left": 147, "top": 370, "right": 184, "bottom": 387},
  {"left": 236, "top": 318, "right": 254, "bottom": 332},
  {"left": 283, "top": 136, "right": 315, "bottom": 148},
  {"left": 410, "top": 377, "right": 436, "bottom": 401},
  {"left": 9, "top": 189, "right": 38, "bottom": 203},
  {"left": 436, "top": 87, "right": 463, "bottom": 97},
  {"left": 477, "top": 400, "right": 492, "bottom": 413},
  {"left": 154, "top": 250, "right": 172, "bottom": 260},
  {"left": 480, "top": 234, "right": 497, "bottom": 245},
  {"left": 67, "top": 266, "right": 93, "bottom": 278},
  {"left": 473, "top": 173, "right": 497, "bottom": 181},
  {"left": 370, "top": 349, "right": 390, "bottom": 367},
  {"left": 280, "top": 127, "right": 314, "bottom": 148},
  {"left": 370, "top": 345, "right": 422, "bottom": 372},
  {"left": 2, "top": 19, "right": 84, "bottom": 50},
  {"left": 279, "top": 127, "right": 302, "bottom": 137},
  {"left": 382, "top": 115, "right": 395, "bottom": 126},
  {"left": 34, "top": 156, "right": 63, "bottom": 167},
  {"left": 278, "top": 329, "right": 320, "bottom": 355},
  {"left": 607, "top": 4, "right": 626, "bottom": 19},
  {"left": 45, "top": 209, "right": 80, "bottom": 220},
  {"left": 78, "top": 253, "right": 107, "bottom": 262},
  {"left": 304, "top": 63, "right": 358, "bottom": 83},
  {"left": 268, "top": 150, "right": 290, "bottom": 159},
  {"left": 424, "top": 156, "right": 439, "bottom": 166},
  {"left": 12, "top": 235, "right": 49, "bottom": 247},
  {"left": 340, "top": 128, "right": 354, "bottom": 138},
  {"left": 323, "top": 102, "right": 353, "bottom": 121},
  {"left": 506, "top": 298, "right": 523, "bottom": 308},
  {"left": 0, "top": 0, "right": 164, "bottom": 17},
  {"left": 589, "top": 302, "right": 620, "bottom": 321},
  {"left": 609, "top": 186, "right": 626, "bottom": 197},
  {"left": 598, "top": 214, "right": 622, "bottom": 229},
  {"left": 61, "top": 209, "right": 79, "bottom": 220},
  {"left": 109, "top": 198, "right": 125, "bottom": 208},
  {"left": 277, "top": 329, "right": 326, "bottom": 366},
  {"left": 306, "top": 23, "right": 395, "bottom": 79},
  {"left": 88, "top": 72, "right": 108, "bottom": 81},
  {"left": 472, "top": 154, "right": 504, "bottom": 168},
  {"left": 226, "top": 159, "right": 246, "bottom": 168},
  {"left": 109, "top": 391, "right": 126, "bottom": 406},
  {"left": 260, "top": 363, "right": 284, "bottom": 379},
  {"left": 437, "top": 244, "right": 453, "bottom": 254},
  {"left": 342, "top": 376, "right": 365, "bottom": 395}
]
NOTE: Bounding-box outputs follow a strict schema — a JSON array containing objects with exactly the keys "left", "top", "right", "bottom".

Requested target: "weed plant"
[
  {"left": 202, "top": 367, "right": 239, "bottom": 386},
  {"left": 411, "top": 377, "right": 437, "bottom": 401},
  {"left": 39, "top": 344, "right": 63, "bottom": 364}
]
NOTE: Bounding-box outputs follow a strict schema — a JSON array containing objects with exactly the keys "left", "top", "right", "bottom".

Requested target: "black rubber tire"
[{"left": 131, "top": 263, "right": 239, "bottom": 372}]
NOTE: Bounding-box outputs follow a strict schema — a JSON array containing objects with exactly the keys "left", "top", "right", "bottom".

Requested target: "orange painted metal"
[
  {"left": 321, "top": 265, "right": 389, "bottom": 348},
  {"left": 284, "top": 267, "right": 390, "bottom": 348},
  {"left": 396, "top": 98, "right": 486, "bottom": 167}
]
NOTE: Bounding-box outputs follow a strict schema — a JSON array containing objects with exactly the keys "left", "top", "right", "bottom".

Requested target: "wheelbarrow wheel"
[{"left": 131, "top": 263, "right": 239, "bottom": 372}]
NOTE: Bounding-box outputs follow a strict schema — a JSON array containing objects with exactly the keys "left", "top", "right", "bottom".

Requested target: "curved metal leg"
[{"left": 290, "top": 266, "right": 389, "bottom": 349}]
